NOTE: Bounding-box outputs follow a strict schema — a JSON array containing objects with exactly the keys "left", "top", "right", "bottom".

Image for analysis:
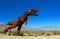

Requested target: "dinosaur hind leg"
[
  {"left": 4, "top": 25, "right": 17, "bottom": 34},
  {"left": 16, "top": 26, "right": 22, "bottom": 36}
]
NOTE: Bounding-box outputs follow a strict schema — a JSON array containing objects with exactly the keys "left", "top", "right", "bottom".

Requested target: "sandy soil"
[{"left": 0, "top": 34, "right": 60, "bottom": 39}]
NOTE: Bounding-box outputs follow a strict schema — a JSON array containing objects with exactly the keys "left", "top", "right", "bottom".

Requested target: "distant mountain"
[
  {"left": 0, "top": 22, "right": 6, "bottom": 27},
  {"left": 42, "top": 26, "right": 60, "bottom": 29},
  {"left": 31, "top": 26, "right": 60, "bottom": 31}
]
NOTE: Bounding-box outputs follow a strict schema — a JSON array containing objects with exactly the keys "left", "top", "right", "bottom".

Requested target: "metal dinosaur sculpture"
[{"left": 4, "top": 9, "right": 38, "bottom": 35}]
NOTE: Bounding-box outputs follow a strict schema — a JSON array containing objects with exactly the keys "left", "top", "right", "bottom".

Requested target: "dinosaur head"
[{"left": 28, "top": 9, "right": 38, "bottom": 16}]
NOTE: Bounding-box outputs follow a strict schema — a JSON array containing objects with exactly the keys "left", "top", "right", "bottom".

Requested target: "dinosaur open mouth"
[{"left": 34, "top": 10, "right": 38, "bottom": 16}]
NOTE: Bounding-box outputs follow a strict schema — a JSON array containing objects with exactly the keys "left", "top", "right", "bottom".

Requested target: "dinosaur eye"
[{"left": 29, "top": 10, "right": 31, "bottom": 12}]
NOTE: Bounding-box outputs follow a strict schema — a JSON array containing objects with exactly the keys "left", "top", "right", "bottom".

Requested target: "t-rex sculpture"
[{"left": 4, "top": 9, "right": 38, "bottom": 35}]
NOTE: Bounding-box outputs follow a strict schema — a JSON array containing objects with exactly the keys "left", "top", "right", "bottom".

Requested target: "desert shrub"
[
  {"left": 53, "top": 33, "right": 57, "bottom": 35},
  {"left": 46, "top": 34, "right": 51, "bottom": 36}
]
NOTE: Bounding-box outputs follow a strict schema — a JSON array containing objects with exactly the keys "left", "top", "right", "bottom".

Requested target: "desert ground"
[
  {"left": 0, "top": 30, "right": 60, "bottom": 39},
  {"left": 0, "top": 34, "right": 60, "bottom": 39},
  {"left": 1, "top": 26, "right": 60, "bottom": 39}
]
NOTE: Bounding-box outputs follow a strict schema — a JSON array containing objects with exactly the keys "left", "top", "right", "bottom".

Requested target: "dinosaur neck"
[{"left": 23, "top": 11, "right": 29, "bottom": 18}]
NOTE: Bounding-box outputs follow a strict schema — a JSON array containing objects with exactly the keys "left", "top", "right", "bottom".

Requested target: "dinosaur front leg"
[
  {"left": 24, "top": 18, "right": 27, "bottom": 25},
  {"left": 25, "top": 20, "right": 27, "bottom": 25}
]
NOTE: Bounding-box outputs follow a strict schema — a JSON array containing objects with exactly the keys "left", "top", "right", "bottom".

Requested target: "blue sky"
[{"left": 0, "top": 0, "right": 60, "bottom": 28}]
